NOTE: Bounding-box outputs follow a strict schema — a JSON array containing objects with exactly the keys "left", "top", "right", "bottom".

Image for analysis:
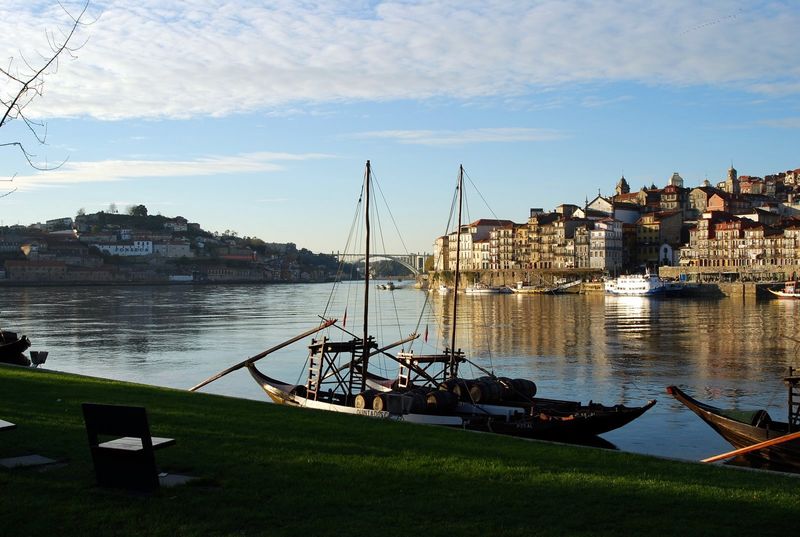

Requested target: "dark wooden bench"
[{"left": 81, "top": 403, "right": 175, "bottom": 492}]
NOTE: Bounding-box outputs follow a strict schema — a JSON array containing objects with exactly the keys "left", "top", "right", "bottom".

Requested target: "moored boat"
[
  {"left": 768, "top": 280, "right": 800, "bottom": 299},
  {"left": 667, "top": 384, "right": 800, "bottom": 472},
  {"left": 605, "top": 272, "right": 665, "bottom": 296},
  {"left": 510, "top": 281, "right": 556, "bottom": 294},
  {"left": 464, "top": 282, "right": 508, "bottom": 294}
]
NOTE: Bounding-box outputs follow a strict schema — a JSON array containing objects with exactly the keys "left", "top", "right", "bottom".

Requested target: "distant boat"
[
  {"left": 436, "top": 284, "right": 450, "bottom": 295},
  {"left": 605, "top": 272, "right": 665, "bottom": 296},
  {"left": 510, "top": 281, "right": 556, "bottom": 294},
  {"left": 554, "top": 279, "right": 583, "bottom": 294},
  {"left": 464, "top": 282, "right": 510, "bottom": 294},
  {"left": 376, "top": 281, "right": 396, "bottom": 290},
  {"left": 768, "top": 281, "right": 800, "bottom": 299}
]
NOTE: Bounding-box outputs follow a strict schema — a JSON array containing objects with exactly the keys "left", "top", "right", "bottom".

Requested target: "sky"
[{"left": 1, "top": 0, "right": 799, "bottom": 254}]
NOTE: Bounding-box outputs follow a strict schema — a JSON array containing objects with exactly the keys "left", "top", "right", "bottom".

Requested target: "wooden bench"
[{"left": 81, "top": 403, "right": 175, "bottom": 492}]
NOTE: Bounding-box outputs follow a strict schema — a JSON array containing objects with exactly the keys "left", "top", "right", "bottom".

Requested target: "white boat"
[
  {"left": 769, "top": 281, "right": 800, "bottom": 299},
  {"left": 464, "top": 283, "right": 509, "bottom": 294},
  {"left": 436, "top": 284, "right": 450, "bottom": 295},
  {"left": 605, "top": 272, "right": 665, "bottom": 296},
  {"left": 510, "top": 281, "right": 556, "bottom": 294}
]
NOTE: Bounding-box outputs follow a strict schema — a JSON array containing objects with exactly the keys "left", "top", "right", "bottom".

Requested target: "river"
[{"left": 3, "top": 282, "right": 799, "bottom": 463}]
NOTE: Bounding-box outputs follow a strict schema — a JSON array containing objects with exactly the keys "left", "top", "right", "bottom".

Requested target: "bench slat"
[{"left": 98, "top": 436, "right": 175, "bottom": 451}]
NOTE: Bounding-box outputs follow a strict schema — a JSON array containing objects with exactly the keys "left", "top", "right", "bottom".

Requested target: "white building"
[
  {"left": 94, "top": 240, "right": 154, "bottom": 257},
  {"left": 589, "top": 219, "right": 623, "bottom": 272}
]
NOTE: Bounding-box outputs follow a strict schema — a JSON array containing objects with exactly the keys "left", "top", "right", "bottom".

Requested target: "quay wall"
[{"left": 421, "top": 269, "right": 778, "bottom": 299}]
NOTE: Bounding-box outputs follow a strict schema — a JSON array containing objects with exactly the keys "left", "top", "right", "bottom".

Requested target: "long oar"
[
  {"left": 701, "top": 430, "right": 800, "bottom": 463},
  {"left": 188, "top": 319, "right": 336, "bottom": 392}
]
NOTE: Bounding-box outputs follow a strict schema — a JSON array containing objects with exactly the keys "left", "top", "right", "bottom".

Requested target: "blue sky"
[{"left": 2, "top": 1, "right": 799, "bottom": 253}]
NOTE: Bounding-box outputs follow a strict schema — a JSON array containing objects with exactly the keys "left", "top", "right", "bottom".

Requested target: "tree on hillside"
[
  {"left": 1, "top": 2, "right": 91, "bottom": 198},
  {"left": 128, "top": 204, "right": 148, "bottom": 217}
]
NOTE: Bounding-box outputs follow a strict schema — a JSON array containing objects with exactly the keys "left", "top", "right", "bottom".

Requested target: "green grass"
[{"left": 1, "top": 365, "right": 799, "bottom": 537}]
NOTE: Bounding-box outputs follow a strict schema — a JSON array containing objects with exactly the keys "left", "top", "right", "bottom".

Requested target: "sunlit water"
[{"left": 4, "top": 282, "right": 799, "bottom": 463}]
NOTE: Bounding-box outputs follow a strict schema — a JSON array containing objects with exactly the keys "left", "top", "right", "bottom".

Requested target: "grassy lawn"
[{"left": 1, "top": 364, "right": 799, "bottom": 537}]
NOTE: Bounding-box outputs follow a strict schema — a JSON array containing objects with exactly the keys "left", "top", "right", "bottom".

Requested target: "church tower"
[
  {"left": 669, "top": 172, "right": 684, "bottom": 188},
  {"left": 725, "top": 166, "right": 739, "bottom": 195},
  {"left": 615, "top": 175, "right": 630, "bottom": 196}
]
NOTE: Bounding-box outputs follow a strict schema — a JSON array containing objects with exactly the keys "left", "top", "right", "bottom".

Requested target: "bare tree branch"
[{"left": 1, "top": 1, "right": 91, "bottom": 197}]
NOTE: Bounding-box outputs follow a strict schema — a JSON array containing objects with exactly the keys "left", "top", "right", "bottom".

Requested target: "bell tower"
[
  {"left": 615, "top": 175, "right": 630, "bottom": 196},
  {"left": 725, "top": 166, "right": 739, "bottom": 195}
]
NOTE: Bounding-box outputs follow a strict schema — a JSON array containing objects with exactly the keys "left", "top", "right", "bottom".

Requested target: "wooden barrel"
[
  {"left": 444, "top": 379, "right": 473, "bottom": 401},
  {"left": 426, "top": 390, "right": 459, "bottom": 413},
  {"left": 355, "top": 390, "right": 378, "bottom": 410},
  {"left": 372, "top": 392, "right": 388, "bottom": 411},
  {"left": 510, "top": 378, "right": 537, "bottom": 400},
  {"left": 403, "top": 390, "right": 428, "bottom": 413},
  {"left": 468, "top": 379, "right": 503, "bottom": 403},
  {"left": 498, "top": 377, "right": 515, "bottom": 398}
]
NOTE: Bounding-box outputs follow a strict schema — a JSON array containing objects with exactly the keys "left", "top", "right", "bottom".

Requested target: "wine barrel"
[
  {"left": 403, "top": 390, "right": 428, "bottom": 413},
  {"left": 511, "top": 378, "right": 537, "bottom": 400},
  {"left": 498, "top": 377, "right": 515, "bottom": 399},
  {"left": 372, "top": 392, "right": 388, "bottom": 411},
  {"left": 446, "top": 379, "right": 473, "bottom": 401},
  {"left": 468, "top": 379, "right": 503, "bottom": 403},
  {"left": 355, "top": 390, "right": 378, "bottom": 410},
  {"left": 426, "top": 389, "right": 459, "bottom": 413}
]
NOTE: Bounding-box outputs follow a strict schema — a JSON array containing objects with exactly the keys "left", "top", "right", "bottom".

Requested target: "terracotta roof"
[{"left": 470, "top": 219, "right": 515, "bottom": 227}]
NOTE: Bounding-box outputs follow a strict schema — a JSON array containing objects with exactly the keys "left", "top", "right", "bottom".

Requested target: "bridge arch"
[{"left": 335, "top": 253, "right": 427, "bottom": 276}]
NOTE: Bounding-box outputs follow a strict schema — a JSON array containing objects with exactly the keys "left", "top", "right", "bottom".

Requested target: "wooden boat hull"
[
  {"left": 246, "top": 364, "right": 465, "bottom": 426},
  {"left": 767, "top": 288, "right": 800, "bottom": 299},
  {"left": 667, "top": 385, "right": 800, "bottom": 471},
  {"left": 462, "top": 399, "right": 656, "bottom": 440},
  {"left": 249, "top": 363, "right": 655, "bottom": 440}
]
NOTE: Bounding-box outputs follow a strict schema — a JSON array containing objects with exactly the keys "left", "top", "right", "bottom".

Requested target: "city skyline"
[{"left": 2, "top": 1, "right": 799, "bottom": 253}]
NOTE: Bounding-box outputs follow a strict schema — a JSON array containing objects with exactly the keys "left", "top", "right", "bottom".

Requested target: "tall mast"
[
  {"left": 450, "top": 165, "right": 464, "bottom": 370},
  {"left": 362, "top": 160, "right": 371, "bottom": 390}
]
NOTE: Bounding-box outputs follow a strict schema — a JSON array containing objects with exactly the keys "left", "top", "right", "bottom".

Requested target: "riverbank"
[{"left": 2, "top": 365, "right": 799, "bottom": 536}]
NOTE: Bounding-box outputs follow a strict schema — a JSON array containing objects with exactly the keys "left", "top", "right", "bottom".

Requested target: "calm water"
[{"left": 4, "top": 282, "right": 800, "bottom": 463}]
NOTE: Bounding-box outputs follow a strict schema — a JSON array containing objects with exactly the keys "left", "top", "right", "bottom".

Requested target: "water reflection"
[{"left": 2, "top": 283, "right": 798, "bottom": 465}]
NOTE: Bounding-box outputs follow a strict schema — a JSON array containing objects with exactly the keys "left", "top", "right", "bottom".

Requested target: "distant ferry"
[{"left": 605, "top": 273, "right": 665, "bottom": 296}]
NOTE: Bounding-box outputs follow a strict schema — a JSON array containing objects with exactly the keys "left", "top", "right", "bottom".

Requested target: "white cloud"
[
  {"left": 3, "top": 1, "right": 799, "bottom": 120},
  {"left": 353, "top": 127, "right": 566, "bottom": 146},
  {"left": 11, "top": 151, "right": 331, "bottom": 189}
]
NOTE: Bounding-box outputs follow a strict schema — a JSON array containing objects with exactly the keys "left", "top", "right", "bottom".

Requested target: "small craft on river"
[{"left": 768, "top": 280, "right": 800, "bottom": 299}]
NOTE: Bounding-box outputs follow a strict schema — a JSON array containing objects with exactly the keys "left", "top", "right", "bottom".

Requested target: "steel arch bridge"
[{"left": 334, "top": 252, "right": 428, "bottom": 275}]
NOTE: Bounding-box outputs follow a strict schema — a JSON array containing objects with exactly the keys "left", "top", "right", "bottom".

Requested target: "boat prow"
[{"left": 667, "top": 385, "right": 800, "bottom": 471}]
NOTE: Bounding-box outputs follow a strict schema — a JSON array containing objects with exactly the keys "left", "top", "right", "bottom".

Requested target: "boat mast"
[
  {"left": 361, "top": 160, "right": 371, "bottom": 392},
  {"left": 449, "top": 165, "right": 464, "bottom": 374}
]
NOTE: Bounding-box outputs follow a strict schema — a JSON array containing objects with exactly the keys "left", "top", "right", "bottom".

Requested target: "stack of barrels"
[{"left": 354, "top": 376, "right": 537, "bottom": 415}]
